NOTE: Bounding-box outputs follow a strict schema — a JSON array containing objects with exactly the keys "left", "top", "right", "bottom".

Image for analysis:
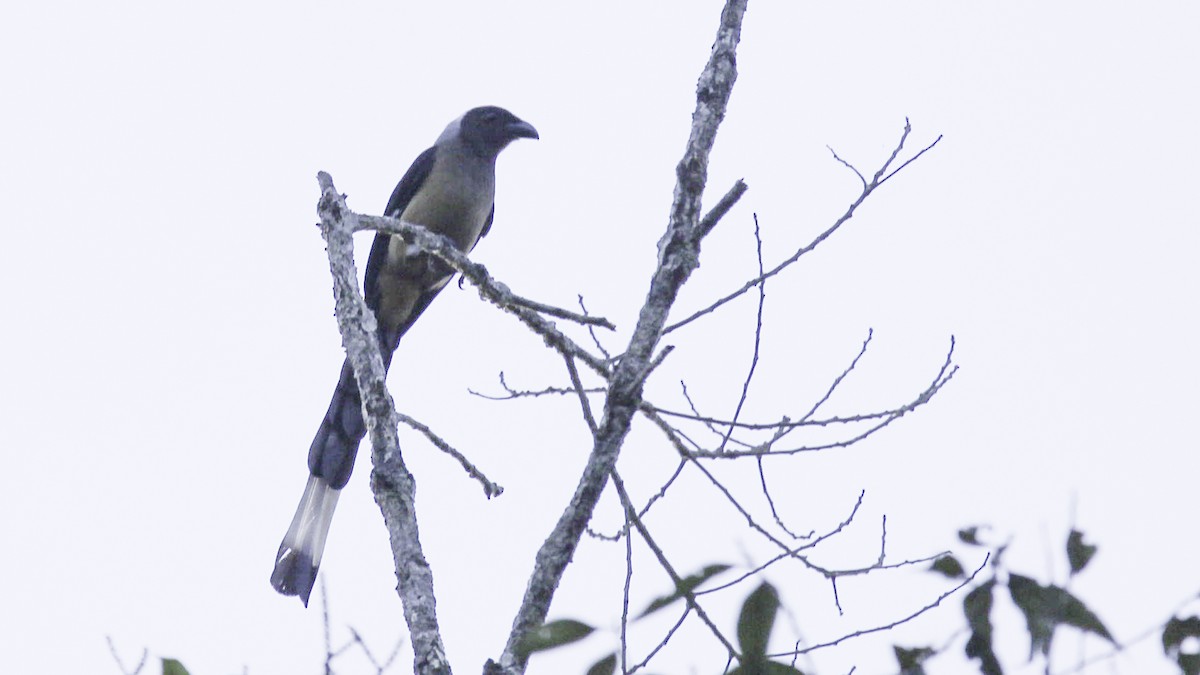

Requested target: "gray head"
[{"left": 440, "top": 106, "right": 539, "bottom": 158}]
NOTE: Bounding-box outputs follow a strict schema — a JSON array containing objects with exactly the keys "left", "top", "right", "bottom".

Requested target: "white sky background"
[{"left": 2, "top": 1, "right": 1198, "bottom": 674}]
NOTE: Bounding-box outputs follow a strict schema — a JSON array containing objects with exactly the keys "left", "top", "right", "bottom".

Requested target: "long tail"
[
  {"left": 271, "top": 358, "right": 368, "bottom": 605},
  {"left": 270, "top": 475, "right": 340, "bottom": 605},
  {"left": 272, "top": 310, "right": 413, "bottom": 605}
]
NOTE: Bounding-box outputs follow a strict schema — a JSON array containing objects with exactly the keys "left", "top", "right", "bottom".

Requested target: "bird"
[{"left": 271, "top": 106, "right": 538, "bottom": 606}]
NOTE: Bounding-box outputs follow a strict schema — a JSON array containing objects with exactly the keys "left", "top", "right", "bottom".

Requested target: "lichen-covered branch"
[
  {"left": 489, "top": 1, "right": 750, "bottom": 673},
  {"left": 354, "top": 213, "right": 613, "bottom": 377},
  {"left": 316, "top": 172, "right": 450, "bottom": 675}
]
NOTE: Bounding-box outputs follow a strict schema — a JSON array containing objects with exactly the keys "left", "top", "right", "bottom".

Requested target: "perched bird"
[{"left": 271, "top": 106, "right": 538, "bottom": 605}]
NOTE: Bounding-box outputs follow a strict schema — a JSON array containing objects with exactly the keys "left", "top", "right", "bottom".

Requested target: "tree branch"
[
  {"left": 355, "top": 212, "right": 613, "bottom": 375},
  {"left": 489, "top": 2, "right": 749, "bottom": 672},
  {"left": 663, "top": 123, "right": 942, "bottom": 336},
  {"left": 316, "top": 172, "right": 450, "bottom": 675}
]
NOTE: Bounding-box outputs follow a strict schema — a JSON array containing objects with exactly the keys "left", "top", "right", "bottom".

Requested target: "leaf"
[
  {"left": 1162, "top": 615, "right": 1200, "bottom": 675},
  {"left": 737, "top": 582, "right": 780, "bottom": 659},
  {"left": 894, "top": 645, "right": 934, "bottom": 674},
  {"left": 514, "top": 619, "right": 594, "bottom": 658},
  {"left": 1066, "top": 530, "right": 1097, "bottom": 575},
  {"left": 637, "top": 563, "right": 731, "bottom": 618},
  {"left": 959, "top": 526, "right": 987, "bottom": 546},
  {"left": 1007, "top": 574, "right": 1114, "bottom": 659},
  {"left": 586, "top": 652, "right": 617, "bottom": 675},
  {"left": 963, "top": 580, "right": 1003, "bottom": 675},
  {"left": 161, "top": 659, "right": 191, "bottom": 675},
  {"left": 930, "top": 555, "right": 965, "bottom": 579},
  {"left": 991, "top": 542, "right": 1009, "bottom": 569}
]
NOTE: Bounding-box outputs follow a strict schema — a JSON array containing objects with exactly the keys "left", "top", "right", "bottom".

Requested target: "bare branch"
[
  {"left": 679, "top": 381, "right": 754, "bottom": 450},
  {"left": 469, "top": 372, "right": 604, "bottom": 401},
  {"left": 696, "top": 491, "right": 867, "bottom": 596},
  {"left": 621, "top": 508, "right": 634, "bottom": 675},
  {"left": 579, "top": 295, "right": 615, "bottom": 362},
  {"left": 695, "top": 180, "right": 750, "bottom": 240},
  {"left": 827, "top": 145, "right": 867, "bottom": 189},
  {"left": 588, "top": 458, "right": 688, "bottom": 542},
  {"left": 316, "top": 172, "right": 449, "bottom": 675},
  {"left": 716, "top": 213, "right": 767, "bottom": 453},
  {"left": 689, "top": 336, "right": 957, "bottom": 457},
  {"left": 396, "top": 412, "right": 503, "bottom": 499},
  {"left": 491, "top": 3, "right": 749, "bottom": 672},
  {"left": 781, "top": 554, "right": 990, "bottom": 658},
  {"left": 879, "top": 124, "right": 943, "bottom": 186},
  {"left": 106, "top": 637, "right": 147, "bottom": 675},
  {"left": 789, "top": 328, "right": 874, "bottom": 428},
  {"left": 755, "top": 455, "right": 815, "bottom": 540},
  {"left": 612, "top": 471, "right": 739, "bottom": 658},
  {"left": 354, "top": 212, "right": 612, "bottom": 377},
  {"left": 663, "top": 122, "right": 940, "bottom": 336},
  {"left": 562, "top": 354, "right": 599, "bottom": 435},
  {"left": 628, "top": 608, "right": 692, "bottom": 674}
]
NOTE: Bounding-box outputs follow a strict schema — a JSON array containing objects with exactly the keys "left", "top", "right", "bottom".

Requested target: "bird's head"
[{"left": 454, "top": 106, "right": 539, "bottom": 158}]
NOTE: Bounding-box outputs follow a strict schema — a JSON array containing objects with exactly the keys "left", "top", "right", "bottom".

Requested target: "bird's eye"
[{"left": 483, "top": 111, "right": 499, "bottom": 122}]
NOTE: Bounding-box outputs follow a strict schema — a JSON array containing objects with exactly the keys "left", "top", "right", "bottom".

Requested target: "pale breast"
[{"left": 396, "top": 149, "right": 495, "bottom": 251}]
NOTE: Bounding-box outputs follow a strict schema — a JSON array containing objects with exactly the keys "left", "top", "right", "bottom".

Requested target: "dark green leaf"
[
  {"left": 1058, "top": 593, "right": 1114, "bottom": 642},
  {"left": 737, "top": 582, "right": 780, "bottom": 658},
  {"left": 930, "top": 555, "right": 965, "bottom": 579},
  {"left": 586, "top": 652, "right": 617, "bottom": 675},
  {"left": 637, "top": 563, "right": 731, "bottom": 618},
  {"left": 1007, "top": 574, "right": 1054, "bottom": 658},
  {"left": 1066, "top": 530, "right": 1097, "bottom": 575},
  {"left": 959, "top": 526, "right": 987, "bottom": 546},
  {"left": 963, "top": 580, "right": 1002, "bottom": 675},
  {"left": 894, "top": 645, "right": 934, "bottom": 674},
  {"left": 514, "top": 619, "right": 594, "bottom": 658},
  {"left": 1008, "top": 573, "right": 1114, "bottom": 660},
  {"left": 161, "top": 659, "right": 190, "bottom": 675},
  {"left": 1162, "top": 615, "right": 1200, "bottom": 675}
]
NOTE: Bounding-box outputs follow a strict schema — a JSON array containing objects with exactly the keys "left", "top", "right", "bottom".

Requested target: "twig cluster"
[{"left": 311, "top": 1, "right": 957, "bottom": 673}]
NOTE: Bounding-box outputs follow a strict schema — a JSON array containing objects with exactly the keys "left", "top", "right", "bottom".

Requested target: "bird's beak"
[{"left": 507, "top": 120, "right": 539, "bottom": 141}]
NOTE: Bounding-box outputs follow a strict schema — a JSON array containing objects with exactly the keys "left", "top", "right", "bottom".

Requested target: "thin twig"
[
  {"left": 587, "top": 458, "right": 689, "bottom": 541},
  {"left": 621, "top": 507, "right": 633, "bottom": 674},
  {"left": 106, "top": 637, "right": 147, "bottom": 675},
  {"left": 580, "top": 295, "right": 615, "bottom": 362},
  {"left": 717, "top": 213, "right": 767, "bottom": 453},
  {"left": 396, "top": 412, "right": 503, "bottom": 498},
  {"left": 663, "top": 121, "right": 940, "bottom": 336},
  {"left": 468, "top": 372, "right": 604, "bottom": 401},
  {"left": 697, "top": 492, "right": 867, "bottom": 596},
  {"left": 628, "top": 608, "right": 692, "bottom": 674},
  {"left": 756, "top": 455, "right": 814, "bottom": 540},
  {"left": 782, "top": 554, "right": 989, "bottom": 658},
  {"left": 563, "top": 354, "right": 599, "bottom": 435},
  {"left": 690, "top": 337, "right": 957, "bottom": 457},
  {"left": 612, "top": 471, "right": 739, "bottom": 658}
]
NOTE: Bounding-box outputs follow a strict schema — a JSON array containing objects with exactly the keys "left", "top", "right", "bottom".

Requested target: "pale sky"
[{"left": 2, "top": 2, "right": 1198, "bottom": 674}]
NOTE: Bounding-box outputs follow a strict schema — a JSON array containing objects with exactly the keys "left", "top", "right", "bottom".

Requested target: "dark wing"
[
  {"left": 364, "top": 145, "right": 439, "bottom": 313},
  {"left": 477, "top": 205, "right": 495, "bottom": 243}
]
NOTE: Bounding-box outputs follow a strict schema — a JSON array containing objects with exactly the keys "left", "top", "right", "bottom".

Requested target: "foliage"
[{"left": 517, "top": 524, "right": 1196, "bottom": 675}]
